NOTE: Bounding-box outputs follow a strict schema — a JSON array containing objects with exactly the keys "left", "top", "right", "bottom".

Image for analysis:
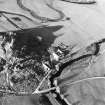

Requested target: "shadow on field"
[{"left": 11, "top": 25, "right": 63, "bottom": 58}]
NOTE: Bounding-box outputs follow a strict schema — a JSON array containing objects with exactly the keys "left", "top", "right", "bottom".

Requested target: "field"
[{"left": 0, "top": 0, "right": 105, "bottom": 105}]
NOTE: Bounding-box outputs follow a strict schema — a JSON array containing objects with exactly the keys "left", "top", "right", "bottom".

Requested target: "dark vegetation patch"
[{"left": 11, "top": 17, "right": 22, "bottom": 21}]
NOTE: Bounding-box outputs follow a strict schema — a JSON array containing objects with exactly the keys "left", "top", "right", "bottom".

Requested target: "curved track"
[{"left": 17, "top": 0, "right": 65, "bottom": 23}]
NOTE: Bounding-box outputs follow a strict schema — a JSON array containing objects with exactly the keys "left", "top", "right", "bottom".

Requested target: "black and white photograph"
[{"left": 0, "top": 0, "right": 105, "bottom": 105}]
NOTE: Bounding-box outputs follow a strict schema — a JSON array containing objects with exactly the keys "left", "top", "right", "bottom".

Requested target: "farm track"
[{"left": 17, "top": 0, "right": 65, "bottom": 23}]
